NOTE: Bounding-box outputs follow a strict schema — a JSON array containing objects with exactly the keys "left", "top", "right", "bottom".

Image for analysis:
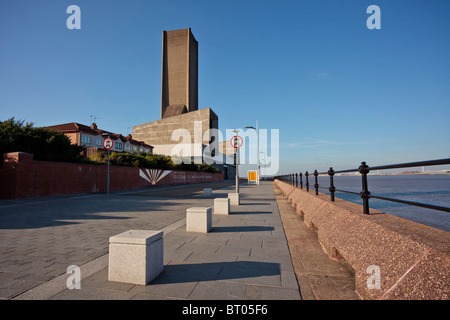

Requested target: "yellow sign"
[{"left": 248, "top": 170, "right": 257, "bottom": 183}]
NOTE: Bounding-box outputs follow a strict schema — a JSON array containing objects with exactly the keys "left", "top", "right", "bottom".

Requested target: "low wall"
[
  {"left": 0, "top": 152, "right": 223, "bottom": 199},
  {"left": 274, "top": 179, "right": 449, "bottom": 300}
]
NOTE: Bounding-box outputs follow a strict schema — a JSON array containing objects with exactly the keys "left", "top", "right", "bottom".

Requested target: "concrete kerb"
[{"left": 272, "top": 182, "right": 358, "bottom": 300}]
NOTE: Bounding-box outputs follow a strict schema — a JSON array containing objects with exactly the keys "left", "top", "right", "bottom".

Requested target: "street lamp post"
[
  {"left": 260, "top": 151, "right": 265, "bottom": 181},
  {"left": 245, "top": 121, "right": 259, "bottom": 185},
  {"left": 232, "top": 129, "right": 240, "bottom": 193}
]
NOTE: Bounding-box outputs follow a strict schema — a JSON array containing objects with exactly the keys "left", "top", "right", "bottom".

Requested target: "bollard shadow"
[
  {"left": 0, "top": 195, "right": 180, "bottom": 229},
  {"left": 210, "top": 226, "right": 274, "bottom": 233},
  {"left": 212, "top": 193, "right": 230, "bottom": 198},
  {"left": 150, "top": 261, "right": 280, "bottom": 285}
]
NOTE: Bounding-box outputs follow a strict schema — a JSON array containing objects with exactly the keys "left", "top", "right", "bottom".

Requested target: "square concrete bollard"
[
  {"left": 203, "top": 188, "right": 213, "bottom": 196},
  {"left": 108, "top": 230, "right": 163, "bottom": 285},
  {"left": 228, "top": 193, "right": 240, "bottom": 206},
  {"left": 186, "top": 207, "right": 212, "bottom": 233},
  {"left": 214, "top": 198, "right": 230, "bottom": 215}
]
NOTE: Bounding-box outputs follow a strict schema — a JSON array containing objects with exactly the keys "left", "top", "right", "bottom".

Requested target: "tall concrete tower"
[
  {"left": 133, "top": 27, "right": 218, "bottom": 162},
  {"left": 161, "top": 28, "right": 198, "bottom": 119}
]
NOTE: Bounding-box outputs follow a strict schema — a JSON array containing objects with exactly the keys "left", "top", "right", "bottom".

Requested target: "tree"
[{"left": 0, "top": 118, "right": 85, "bottom": 163}]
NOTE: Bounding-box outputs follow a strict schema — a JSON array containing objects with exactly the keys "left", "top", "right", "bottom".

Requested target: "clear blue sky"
[{"left": 1, "top": 0, "right": 449, "bottom": 175}]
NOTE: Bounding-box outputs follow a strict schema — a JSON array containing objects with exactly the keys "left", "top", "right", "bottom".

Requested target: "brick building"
[{"left": 46, "top": 122, "right": 153, "bottom": 157}]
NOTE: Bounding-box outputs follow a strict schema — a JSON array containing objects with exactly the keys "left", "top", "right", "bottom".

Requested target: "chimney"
[{"left": 91, "top": 123, "right": 97, "bottom": 130}]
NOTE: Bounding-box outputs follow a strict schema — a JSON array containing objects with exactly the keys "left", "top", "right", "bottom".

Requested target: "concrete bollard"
[
  {"left": 108, "top": 230, "right": 163, "bottom": 285},
  {"left": 203, "top": 188, "right": 213, "bottom": 196},
  {"left": 228, "top": 193, "right": 240, "bottom": 206},
  {"left": 186, "top": 207, "right": 212, "bottom": 233},
  {"left": 214, "top": 198, "right": 230, "bottom": 215}
]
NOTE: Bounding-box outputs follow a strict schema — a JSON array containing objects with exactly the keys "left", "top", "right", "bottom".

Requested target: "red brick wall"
[{"left": 0, "top": 152, "right": 223, "bottom": 199}]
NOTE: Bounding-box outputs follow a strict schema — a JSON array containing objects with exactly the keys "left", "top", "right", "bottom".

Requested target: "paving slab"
[
  {"left": 2, "top": 179, "right": 363, "bottom": 301},
  {"left": 273, "top": 182, "right": 359, "bottom": 300},
  {"left": 2, "top": 181, "right": 234, "bottom": 299},
  {"left": 7, "top": 181, "right": 301, "bottom": 300}
]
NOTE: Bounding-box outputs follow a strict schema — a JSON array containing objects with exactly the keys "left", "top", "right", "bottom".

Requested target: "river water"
[{"left": 309, "top": 175, "right": 450, "bottom": 232}]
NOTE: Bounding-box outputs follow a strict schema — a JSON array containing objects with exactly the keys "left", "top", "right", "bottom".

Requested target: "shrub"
[
  {"left": 0, "top": 118, "right": 85, "bottom": 163},
  {"left": 89, "top": 151, "right": 220, "bottom": 173}
]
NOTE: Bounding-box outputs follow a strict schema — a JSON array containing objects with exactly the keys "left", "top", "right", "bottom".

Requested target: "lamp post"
[
  {"left": 259, "top": 151, "right": 265, "bottom": 181},
  {"left": 232, "top": 129, "right": 240, "bottom": 193},
  {"left": 245, "top": 120, "right": 259, "bottom": 185}
]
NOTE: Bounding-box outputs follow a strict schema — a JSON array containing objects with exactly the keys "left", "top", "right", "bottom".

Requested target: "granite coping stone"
[{"left": 275, "top": 179, "right": 450, "bottom": 300}]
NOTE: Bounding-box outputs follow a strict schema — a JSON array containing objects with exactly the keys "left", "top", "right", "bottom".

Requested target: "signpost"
[
  {"left": 231, "top": 133, "right": 243, "bottom": 193},
  {"left": 245, "top": 121, "right": 260, "bottom": 185},
  {"left": 103, "top": 138, "right": 114, "bottom": 194},
  {"left": 230, "top": 135, "right": 243, "bottom": 149}
]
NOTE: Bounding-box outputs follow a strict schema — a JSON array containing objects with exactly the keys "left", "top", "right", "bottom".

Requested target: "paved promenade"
[{"left": 0, "top": 181, "right": 302, "bottom": 300}]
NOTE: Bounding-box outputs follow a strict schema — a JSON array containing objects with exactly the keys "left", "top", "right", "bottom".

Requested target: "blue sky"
[{"left": 1, "top": 0, "right": 449, "bottom": 175}]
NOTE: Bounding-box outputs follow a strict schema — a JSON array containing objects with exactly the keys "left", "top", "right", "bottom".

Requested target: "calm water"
[{"left": 308, "top": 175, "right": 450, "bottom": 232}]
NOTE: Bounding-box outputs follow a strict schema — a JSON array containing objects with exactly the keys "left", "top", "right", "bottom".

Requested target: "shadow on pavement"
[
  {"left": 230, "top": 211, "right": 272, "bottom": 215},
  {"left": 150, "top": 261, "right": 280, "bottom": 284},
  {"left": 211, "top": 226, "right": 274, "bottom": 233}
]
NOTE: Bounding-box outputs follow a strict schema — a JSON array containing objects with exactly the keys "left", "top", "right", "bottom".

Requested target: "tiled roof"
[
  {"left": 46, "top": 123, "right": 153, "bottom": 149},
  {"left": 123, "top": 134, "right": 153, "bottom": 149},
  {"left": 46, "top": 122, "right": 98, "bottom": 135}
]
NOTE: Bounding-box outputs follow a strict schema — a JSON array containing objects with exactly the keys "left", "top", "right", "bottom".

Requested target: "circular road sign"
[
  {"left": 230, "top": 135, "right": 243, "bottom": 149},
  {"left": 103, "top": 138, "right": 114, "bottom": 150}
]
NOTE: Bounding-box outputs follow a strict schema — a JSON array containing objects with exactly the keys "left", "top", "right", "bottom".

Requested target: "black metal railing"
[{"left": 275, "top": 158, "right": 450, "bottom": 215}]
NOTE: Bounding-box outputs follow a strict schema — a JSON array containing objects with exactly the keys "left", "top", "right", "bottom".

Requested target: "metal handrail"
[{"left": 275, "top": 158, "right": 450, "bottom": 215}]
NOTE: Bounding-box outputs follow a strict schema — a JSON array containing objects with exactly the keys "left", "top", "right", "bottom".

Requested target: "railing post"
[
  {"left": 359, "top": 162, "right": 371, "bottom": 215},
  {"left": 305, "top": 171, "right": 309, "bottom": 192},
  {"left": 328, "top": 167, "right": 335, "bottom": 202},
  {"left": 299, "top": 172, "right": 303, "bottom": 189},
  {"left": 295, "top": 173, "right": 298, "bottom": 187},
  {"left": 313, "top": 170, "right": 319, "bottom": 195}
]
